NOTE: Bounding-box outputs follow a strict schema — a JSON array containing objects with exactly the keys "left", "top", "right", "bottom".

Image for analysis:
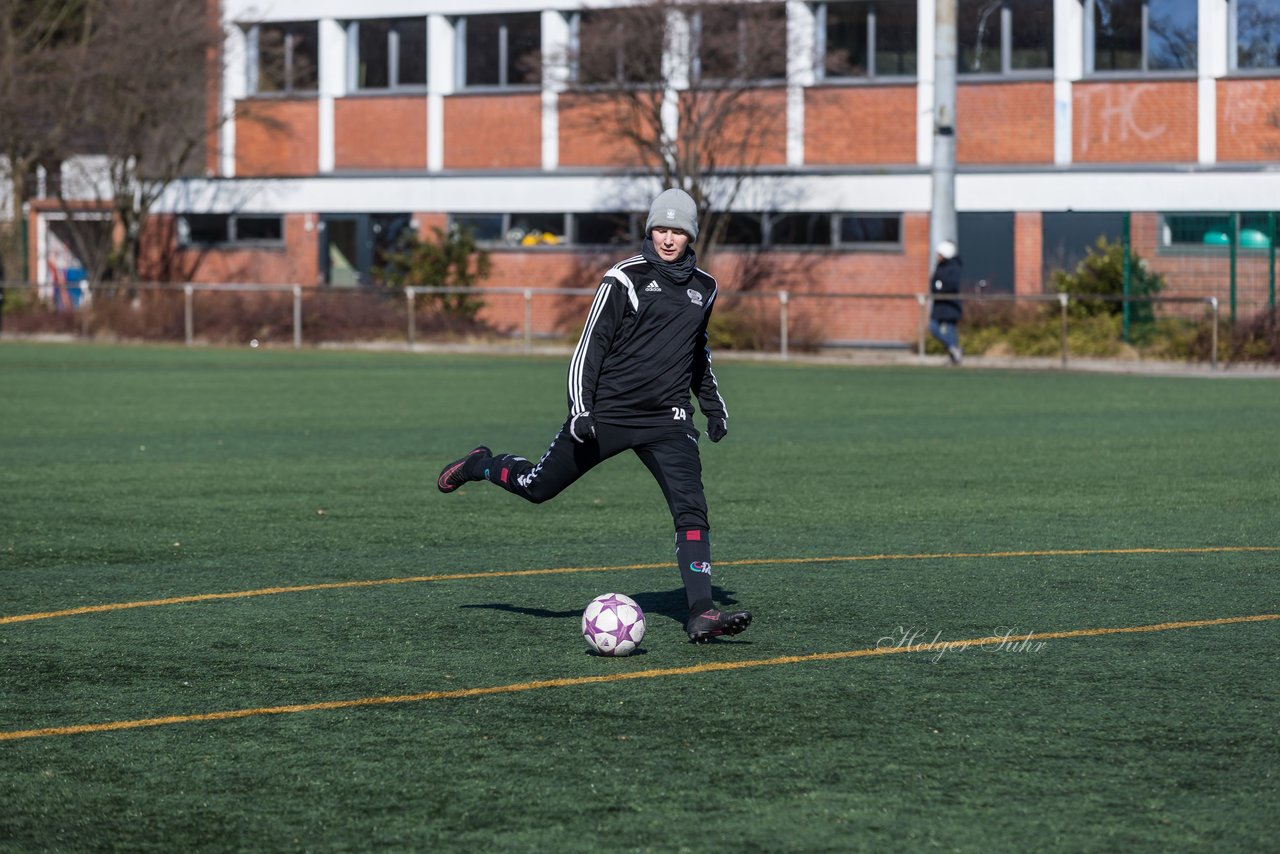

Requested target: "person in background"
[{"left": 929, "top": 240, "right": 963, "bottom": 364}]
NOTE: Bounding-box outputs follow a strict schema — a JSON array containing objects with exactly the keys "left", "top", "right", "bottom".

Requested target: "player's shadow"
[{"left": 461, "top": 585, "right": 744, "bottom": 628}]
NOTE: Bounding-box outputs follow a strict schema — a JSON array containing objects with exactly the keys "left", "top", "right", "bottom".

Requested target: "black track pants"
[{"left": 481, "top": 417, "right": 710, "bottom": 532}]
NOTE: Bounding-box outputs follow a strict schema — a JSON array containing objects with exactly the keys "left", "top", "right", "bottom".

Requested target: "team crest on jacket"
[{"left": 687, "top": 288, "right": 703, "bottom": 306}]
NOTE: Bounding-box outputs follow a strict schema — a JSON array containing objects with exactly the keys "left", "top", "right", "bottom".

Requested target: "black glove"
[
  {"left": 706, "top": 416, "right": 727, "bottom": 443},
  {"left": 569, "top": 412, "right": 596, "bottom": 443}
]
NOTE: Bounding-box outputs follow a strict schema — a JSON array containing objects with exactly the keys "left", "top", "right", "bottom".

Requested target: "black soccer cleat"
[
  {"left": 686, "top": 609, "right": 753, "bottom": 643},
  {"left": 436, "top": 446, "right": 491, "bottom": 494}
]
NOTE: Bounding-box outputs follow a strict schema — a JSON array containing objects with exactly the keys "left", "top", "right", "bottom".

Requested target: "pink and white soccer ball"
[{"left": 582, "top": 593, "right": 646, "bottom": 656}]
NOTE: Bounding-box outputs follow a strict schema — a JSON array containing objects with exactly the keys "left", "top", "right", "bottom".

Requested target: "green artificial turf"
[{"left": 2, "top": 341, "right": 1278, "bottom": 851}]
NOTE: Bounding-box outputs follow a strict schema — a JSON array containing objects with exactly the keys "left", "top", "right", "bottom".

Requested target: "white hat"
[{"left": 936, "top": 240, "right": 957, "bottom": 260}]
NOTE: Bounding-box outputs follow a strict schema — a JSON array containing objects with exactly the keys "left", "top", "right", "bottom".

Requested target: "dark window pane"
[
  {"left": 1163, "top": 214, "right": 1230, "bottom": 245},
  {"left": 838, "top": 215, "right": 901, "bottom": 244},
  {"left": 825, "top": 3, "right": 869, "bottom": 76},
  {"left": 959, "top": 0, "right": 1003, "bottom": 74},
  {"left": 1236, "top": 0, "right": 1280, "bottom": 69},
  {"left": 1240, "top": 213, "right": 1275, "bottom": 249},
  {"left": 770, "top": 213, "right": 832, "bottom": 246},
  {"left": 1148, "top": 0, "right": 1197, "bottom": 70},
  {"left": 875, "top": 2, "right": 917, "bottom": 75},
  {"left": 289, "top": 23, "right": 319, "bottom": 90},
  {"left": 958, "top": 211, "right": 1014, "bottom": 293},
  {"left": 1009, "top": 0, "right": 1053, "bottom": 69},
  {"left": 509, "top": 213, "right": 565, "bottom": 246},
  {"left": 257, "top": 25, "right": 287, "bottom": 93},
  {"left": 452, "top": 214, "right": 504, "bottom": 242},
  {"left": 234, "top": 215, "right": 283, "bottom": 242},
  {"left": 464, "top": 17, "right": 501, "bottom": 86},
  {"left": 721, "top": 213, "right": 764, "bottom": 245},
  {"left": 698, "top": 6, "right": 743, "bottom": 79},
  {"left": 575, "top": 212, "right": 634, "bottom": 245},
  {"left": 371, "top": 213, "right": 412, "bottom": 266},
  {"left": 180, "top": 214, "right": 229, "bottom": 245},
  {"left": 506, "top": 13, "right": 542, "bottom": 85},
  {"left": 1093, "top": 0, "right": 1142, "bottom": 71},
  {"left": 578, "top": 9, "right": 664, "bottom": 85},
  {"left": 397, "top": 18, "right": 427, "bottom": 85},
  {"left": 358, "top": 20, "right": 391, "bottom": 89},
  {"left": 746, "top": 3, "right": 788, "bottom": 80},
  {"left": 1042, "top": 212, "right": 1125, "bottom": 281}
]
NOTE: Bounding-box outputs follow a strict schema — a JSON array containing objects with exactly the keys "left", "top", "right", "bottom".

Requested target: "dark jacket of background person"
[{"left": 929, "top": 254, "right": 963, "bottom": 323}]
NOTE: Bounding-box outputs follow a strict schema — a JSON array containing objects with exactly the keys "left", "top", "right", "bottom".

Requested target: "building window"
[
  {"left": 459, "top": 13, "right": 541, "bottom": 88},
  {"left": 178, "top": 214, "right": 284, "bottom": 247},
  {"left": 1232, "top": 0, "right": 1280, "bottom": 69},
  {"left": 352, "top": 18, "right": 426, "bottom": 90},
  {"left": 1161, "top": 213, "right": 1276, "bottom": 250},
  {"left": 837, "top": 214, "right": 902, "bottom": 248},
  {"left": 958, "top": 1, "right": 1054, "bottom": 74},
  {"left": 571, "top": 9, "right": 665, "bottom": 86},
  {"left": 817, "top": 1, "right": 917, "bottom": 80},
  {"left": 251, "top": 21, "right": 319, "bottom": 94},
  {"left": 450, "top": 213, "right": 567, "bottom": 247},
  {"left": 574, "top": 212, "right": 637, "bottom": 245},
  {"left": 768, "top": 213, "right": 833, "bottom": 247},
  {"left": 693, "top": 3, "right": 787, "bottom": 82},
  {"left": 1085, "top": 0, "right": 1198, "bottom": 73}
]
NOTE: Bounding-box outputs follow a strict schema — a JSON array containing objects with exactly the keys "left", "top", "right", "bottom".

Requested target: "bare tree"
[
  {"left": 0, "top": 0, "right": 93, "bottom": 273},
  {"left": 53, "top": 0, "right": 220, "bottom": 284},
  {"left": 562, "top": 1, "right": 791, "bottom": 266}
]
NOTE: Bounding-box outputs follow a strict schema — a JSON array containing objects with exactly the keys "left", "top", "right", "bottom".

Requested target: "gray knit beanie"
[{"left": 645, "top": 188, "right": 699, "bottom": 241}]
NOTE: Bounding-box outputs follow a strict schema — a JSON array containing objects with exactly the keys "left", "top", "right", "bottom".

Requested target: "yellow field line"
[
  {"left": 3, "top": 546, "right": 1277, "bottom": 626},
  {"left": 1, "top": 612, "right": 1275, "bottom": 742}
]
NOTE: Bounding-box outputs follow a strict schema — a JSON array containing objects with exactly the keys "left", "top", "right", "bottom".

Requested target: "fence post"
[
  {"left": 1229, "top": 213, "right": 1238, "bottom": 325},
  {"left": 524, "top": 288, "right": 533, "bottom": 353},
  {"left": 1059, "top": 293, "right": 1069, "bottom": 369},
  {"left": 778, "top": 291, "right": 789, "bottom": 360},
  {"left": 405, "top": 287, "right": 415, "bottom": 347},
  {"left": 1209, "top": 297, "right": 1219, "bottom": 370},
  {"left": 292, "top": 286, "right": 303, "bottom": 349},
  {"left": 1268, "top": 211, "right": 1276, "bottom": 309},
  {"left": 917, "top": 294, "right": 928, "bottom": 363},
  {"left": 1122, "top": 212, "right": 1132, "bottom": 343},
  {"left": 184, "top": 284, "right": 194, "bottom": 346}
]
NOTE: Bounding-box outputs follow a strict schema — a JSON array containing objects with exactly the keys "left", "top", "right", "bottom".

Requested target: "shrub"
[
  {"left": 1050, "top": 236, "right": 1165, "bottom": 325},
  {"left": 374, "top": 226, "right": 491, "bottom": 320}
]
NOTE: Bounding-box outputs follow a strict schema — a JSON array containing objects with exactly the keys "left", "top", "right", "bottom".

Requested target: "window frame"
[
  {"left": 177, "top": 214, "right": 286, "bottom": 248},
  {"left": 449, "top": 213, "right": 569, "bottom": 248},
  {"left": 348, "top": 17, "right": 427, "bottom": 92},
  {"left": 568, "top": 10, "right": 665, "bottom": 88},
  {"left": 814, "top": 1, "right": 919, "bottom": 83},
  {"left": 1083, "top": 0, "right": 1199, "bottom": 76},
  {"left": 456, "top": 13, "right": 543, "bottom": 90},
  {"left": 835, "top": 213, "right": 904, "bottom": 251},
  {"left": 691, "top": 2, "right": 788, "bottom": 85},
  {"left": 1158, "top": 212, "right": 1278, "bottom": 254},
  {"left": 1229, "top": 0, "right": 1280, "bottom": 71},
  {"left": 957, "top": 0, "right": 1055, "bottom": 78},
  {"left": 248, "top": 21, "right": 320, "bottom": 96}
]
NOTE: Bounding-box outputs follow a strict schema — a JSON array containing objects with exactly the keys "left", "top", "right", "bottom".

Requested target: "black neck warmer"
[{"left": 641, "top": 238, "right": 697, "bottom": 285}]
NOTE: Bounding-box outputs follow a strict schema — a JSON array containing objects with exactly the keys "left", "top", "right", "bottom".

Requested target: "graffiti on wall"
[{"left": 1074, "top": 84, "right": 1169, "bottom": 154}]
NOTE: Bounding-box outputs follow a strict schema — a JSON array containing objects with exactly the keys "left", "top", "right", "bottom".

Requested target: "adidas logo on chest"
[{"left": 644, "top": 282, "right": 662, "bottom": 293}]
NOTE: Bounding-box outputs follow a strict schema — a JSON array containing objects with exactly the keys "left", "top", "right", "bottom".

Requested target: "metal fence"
[{"left": 0, "top": 281, "right": 1253, "bottom": 370}]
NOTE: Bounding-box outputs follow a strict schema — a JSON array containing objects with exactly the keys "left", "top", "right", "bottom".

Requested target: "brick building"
[{"left": 35, "top": 0, "right": 1280, "bottom": 345}]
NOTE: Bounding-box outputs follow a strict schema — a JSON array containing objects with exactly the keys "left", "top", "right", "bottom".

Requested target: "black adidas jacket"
[{"left": 568, "top": 253, "right": 727, "bottom": 428}]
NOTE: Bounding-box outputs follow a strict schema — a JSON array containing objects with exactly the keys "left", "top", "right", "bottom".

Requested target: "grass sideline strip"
[
  {"left": 3, "top": 546, "right": 1277, "bottom": 627},
  {"left": 2, "top": 612, "right": 1275, "bottom": 742}
]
